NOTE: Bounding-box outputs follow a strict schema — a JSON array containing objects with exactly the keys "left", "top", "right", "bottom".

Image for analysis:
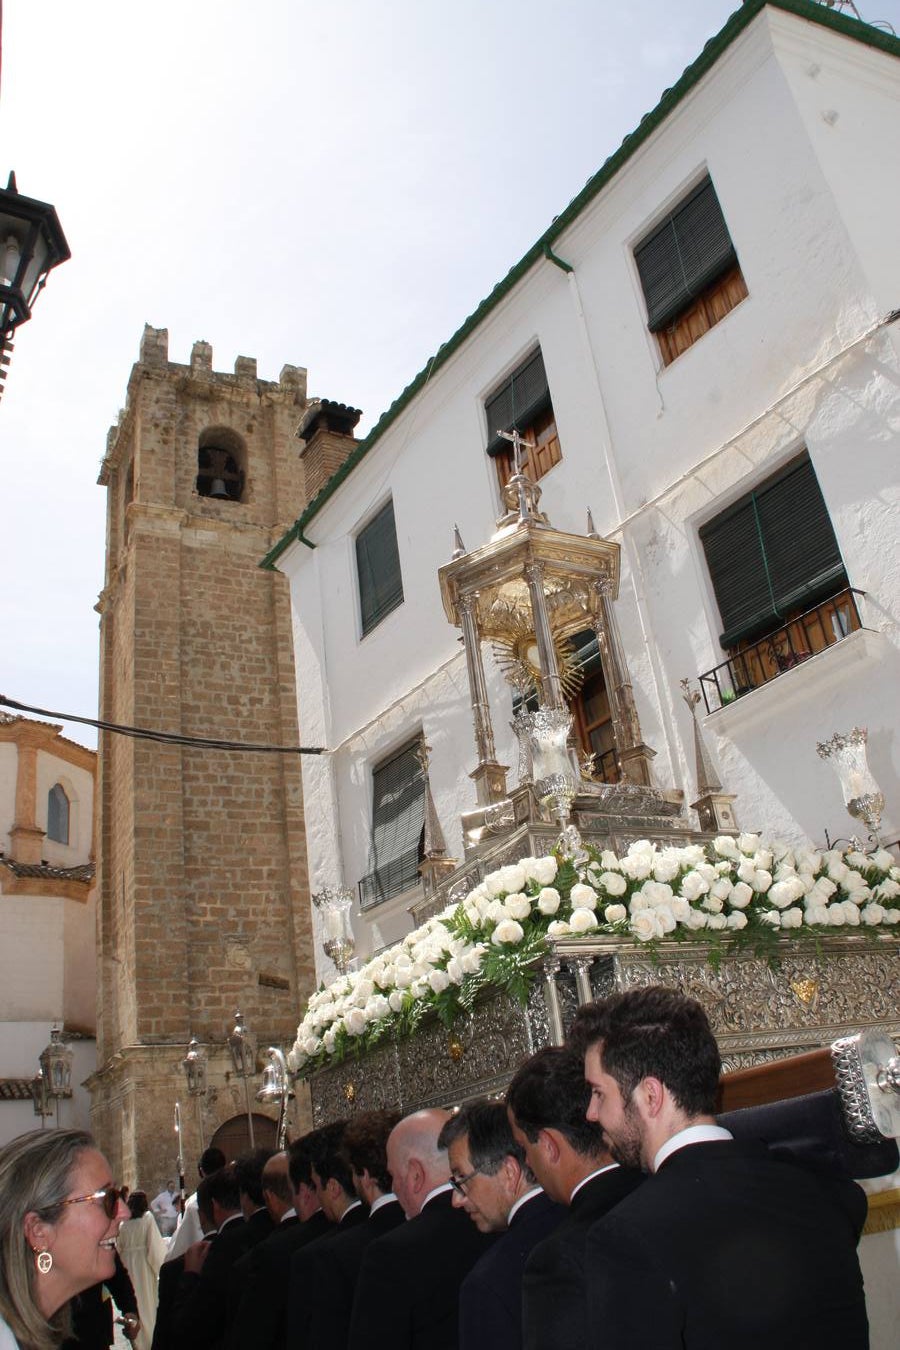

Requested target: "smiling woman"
[{"left": 0, "top": 1130, "right": 128, "bottom": 1350}]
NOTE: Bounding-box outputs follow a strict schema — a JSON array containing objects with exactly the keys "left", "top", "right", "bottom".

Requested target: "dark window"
[
  {"left": 356, "top": 499, "right": 404, "bottom": 636},
  {"left": 700, "top": 452, "right": 848, "bottom": 650},
  {"left": 47, "top": 784, "right": 69, "bottom": 844},
  {"left": 359, "top": 741, "right": 426, "bottom": 908},
  {"left": 485, "top": 349, "right": 561, "bottom": 489},
  {"left": 635, "top": 176, "right": 747, "bottom": 365},
  {"left": 197, "top": 444, "right": 245, "bottom": 501}
]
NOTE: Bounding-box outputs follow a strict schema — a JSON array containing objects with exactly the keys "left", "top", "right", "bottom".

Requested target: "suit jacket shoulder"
[{"left": 460, "top": 1192, "right": 564, "bottom": 1350}]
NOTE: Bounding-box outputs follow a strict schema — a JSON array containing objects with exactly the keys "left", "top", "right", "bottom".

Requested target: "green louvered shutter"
[
  {"left": 359, "top": 742, "right": 425, "bottom": 907},
  {"left": 635, "top": 177, "right": 737, "bottom": 332},
  {"left": 700, "top": 454, "right": 847, "bottom": 649},
  {"left": 357, "top": 499, "right": 404, "bottom": 636},
  {"left": 485, "top": 349, "right": 553, "bottom": 457}
]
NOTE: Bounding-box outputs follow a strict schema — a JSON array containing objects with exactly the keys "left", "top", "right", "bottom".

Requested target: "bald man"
[{"left": 347, "top": 1109, "right": 494, "bottom": 1350}]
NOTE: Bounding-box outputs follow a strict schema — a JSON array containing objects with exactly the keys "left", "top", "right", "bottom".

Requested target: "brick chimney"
[{"left": 297, "top": 399, "right": 362, "bottom": 501}]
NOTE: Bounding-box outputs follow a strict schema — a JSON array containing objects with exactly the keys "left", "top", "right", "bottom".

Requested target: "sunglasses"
[{"left": 61, "top": 1186, "right": 126, "bottom": 1219}]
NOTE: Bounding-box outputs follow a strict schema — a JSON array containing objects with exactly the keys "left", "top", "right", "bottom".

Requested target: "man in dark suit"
[
  {"left": 225, "top": 1132, "right": 332, "bottom": 1350},
  {"left": 348, "top": 1108, "right": 494, "bottom": 1350},
  {"left": 234, "top": 1146, "right": 277, "bottom": 1248},
  {"left": 506, "top": 1047, "right": 643, "bottom": 1350},
  {"left": 438, "top": 1098, "right": 564, "bottom": 1350},
  {"left": 288, "top": 1110, "right": 403, "bottom": 1350},
  {"left": 287, "top": 1120, "right": 368, "bottom": 1348},
  {"left": 575, "top": 986, "right": 869, "bottom": 1350},
  {"left": 153, "top": 1180, "right": 217, "bottom": 1350},
  {"left": 174, "top": 1164, "right": 249, "bottom": 1350}
]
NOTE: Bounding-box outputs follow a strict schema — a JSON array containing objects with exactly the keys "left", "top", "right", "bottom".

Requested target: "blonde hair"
[{"left": 0, "top": 1128, "right": 94, "bottom": 1350}]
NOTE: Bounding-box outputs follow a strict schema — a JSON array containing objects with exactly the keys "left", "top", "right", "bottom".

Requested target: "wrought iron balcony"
[{"left": 698, "top": 588, "right": 864, "bottom": 713}]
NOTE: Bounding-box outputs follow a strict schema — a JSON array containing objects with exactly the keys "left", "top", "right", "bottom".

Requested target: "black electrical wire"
[{"left": 0, "top": 695, "right": 325, "bottom": 755}]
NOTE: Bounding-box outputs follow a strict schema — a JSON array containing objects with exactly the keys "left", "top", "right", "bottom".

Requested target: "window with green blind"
[
  {"left": 635, "top": 176, "right": 738, "bottom": 332},
  {"left": 356, "top": 498, "right": 404, "bottom": 637},
  {"left": 485, "top": 349, "right": 554, "bottom": 458},
  {"left": 359, "top": 740, "right": 426, "bottom": 908},
  {"left": 700, "top": 453, "right": 848, "bottom": 650}
]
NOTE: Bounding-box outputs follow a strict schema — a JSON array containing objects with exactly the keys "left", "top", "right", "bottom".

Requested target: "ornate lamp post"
[
  {"left": 0, "top": 173, "right": 70, "bottom": 401},
  {"left": 182, "top": 1035, "right": 208, "bottom": 1151},
  {"left": 816, "top": 727, "right": 885, "bottom": 845},
  {"left": 256, "top": 1047, "right": 294, "bottom": 1149},
  {"left": 30, "top": 1072, "right": 51, "bottom": 1128},
  {"left": 227, "top": 1010, "right": 257, "bottom": 1148},
  {"left": 35, "top": 1025, "right": 73, "bottom": 1123}
]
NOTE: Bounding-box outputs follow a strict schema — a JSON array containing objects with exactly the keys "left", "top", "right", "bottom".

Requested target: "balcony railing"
[{"left": 698, "top": 588, "right": 864, "bottom": 714}]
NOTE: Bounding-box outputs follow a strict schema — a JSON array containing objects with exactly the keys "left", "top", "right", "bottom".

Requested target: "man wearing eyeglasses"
[
  {"left": 438, "top": 1100, "right": 564, "bottom": 1350},
  {"left": 348, "top": 1108, "right": 493, "bottom": 1350}
]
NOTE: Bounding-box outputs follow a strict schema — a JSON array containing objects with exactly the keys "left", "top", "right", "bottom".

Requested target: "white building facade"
[
  {"left": 0, "top": 714, "right": 97, "bottom": 1143},
  {"left": 270, "top": 0, "right": 900, "bottom": 965}
]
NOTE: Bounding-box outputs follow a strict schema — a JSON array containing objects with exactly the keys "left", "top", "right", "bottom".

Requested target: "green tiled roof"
[{"left": 263, "top": 0, "right": 900, "bottom": 570}]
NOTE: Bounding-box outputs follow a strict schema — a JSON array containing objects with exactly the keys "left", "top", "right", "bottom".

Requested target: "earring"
[{"left": 36, "top": 1250, "right": 53, "bottom": 1275}]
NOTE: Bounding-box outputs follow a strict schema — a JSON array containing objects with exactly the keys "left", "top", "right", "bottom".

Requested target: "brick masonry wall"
[{"left": 93, "top": 331, "right": 317, "bottom": 1183}]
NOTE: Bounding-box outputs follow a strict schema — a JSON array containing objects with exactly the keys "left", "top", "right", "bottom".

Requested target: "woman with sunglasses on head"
[{"left": 0, "top": 1128, "right": 129, "bottom": 1350}]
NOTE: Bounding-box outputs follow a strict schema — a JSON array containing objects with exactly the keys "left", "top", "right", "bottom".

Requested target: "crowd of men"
[{"left": 147, "top": 986, "right": 871, "bottom": 1350}]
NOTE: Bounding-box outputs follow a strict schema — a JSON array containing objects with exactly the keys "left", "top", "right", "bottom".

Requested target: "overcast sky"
[{"left": 2, "top": 0, "right": 898, "bottom": 749}]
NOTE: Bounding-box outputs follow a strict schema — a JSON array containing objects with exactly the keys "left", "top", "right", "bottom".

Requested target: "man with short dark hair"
[
  {"left": 234, "top": 1146, "right": 277, "bottom": 1247},
  {"left": 439, "top": 1099, "right": 563, "bottom": 1350},
  {"left": 165, "top": 1145, "right": 227, "bottom": 1264},
  {"left": 290, "top": 1110, "right": 404, "bottom": 1350},
  {"left": 225, "top": 1132, "right": 331, "bottom": 1350},
  {"left": 174, "top": 1164, "right": 249, "bottom": 1350},
  {"left": 506, "top": 1046, "right": 643, "bottom": 1350},
  {"left": 348, "top": 1108, "right": 493, "bottom": 1350},
  {"left": 287, "top": 1120, "right": 368, "bottom": 1348},
  {"left": 576, "top": 986, "right": 869, "bottom": 1350}
]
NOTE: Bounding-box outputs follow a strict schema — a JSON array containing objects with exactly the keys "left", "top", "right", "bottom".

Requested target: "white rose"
[
  {"left": 652, "top": 857, "right": 680, "bottom": 883},
  {"left": 643, "top": 881, "right": 674, "bottom": 908},
  {"left": 460, "top": 944, "right": 486, "bottom": 975},
  {"left": 860, "top": 903, "right": 885, "bottom": 926},
  {"left": 630, "top": 910, "right": 662, "bottom": 942},
  {"left": 710, "top": 877, "right": 733, "bottom": 901},
  {"left": 684, "top": 908, "right": 708, "bottom": 930},
  {"left": 726, "top": 911, "right": 747, "bottom": 931},
  {"left": 569, "top": 908, "right": 599, "bottom": 934},
  {"left": 827, "top": 904, "right": 847, "bottom": 926},
  {"left": 546, "top": 920, "right": 572, "bottom": 938},
  {"left": 621, "top": 855, "right": 653, "bottom": 881},
  {"left": 780, "top": 908, "right": 803, "bottom": 928},
  {"left": 353, "top": 978, "right": 375, "bottom": 1005},
  {"left": 492, "top": 919, "right": 525, "bottom": 946},
  {"left": 751, "top": 869, "right": 773, "bottom": 893},
  {"left": 737, "top": 859, "right": 757, "bottom": 885},
  {"left": 768, "top": 881, "right": 796, "bottom": 910},
  {"left": 752, "top": 849, "right": 774, "bottom": 872},
  {"left": 428, "top": 969, "right": 450, "bottom": 994},
  {"left": 344, "top": 1008, "right": 367, "bottom": 1036},
  {"left": 388, "top": 989, "right": 405, "bottom": 1013},
  {"left": 881, "top": 907, "right": 900, "bottom": 923},
  {"left": 504, "top": 893, "right": 532, "bottom": 920},
  {"left": 671, "top": 897, "right": 691, "bottom": 922},
  {"left": 713, "top": 835, "right": 740, "bottom": 860},
  {"left": 523, "top": 855, "right": 558, "bottom": 886},
  {"left": 840, "top": 900, "right": 861, "bottom": 926},
  {"left": 874, "top": 878, "right": 900, "bottom": 900},
  {"left": 655, "top": 905, "right": 677, "bottom": 934},
  {"left": 537, "top": 887, "right": 561, "bottom": 915},
  {"left": 604, "top": 903, "right": 627, "bottom": 924},
  {"left": 301, "top": 1035, "right": 321, "bottom": 1057},
  {"left": 827, "top": 859, "right": 849, "bottom": 884},
  {"left": 759, "top": 910, "right": 781, "bottom": 928},
  {"left": 706, "top": 913, "right": 727, "bottom": 931},
  {"left": 364, "top": 995, "right": 390, "bottom": 1021},
  {"left": 393, "top": 965, "right": 413, "bottom": 989},
  {"left": 570, "top": 883, "right": 599, "bottom": 911},
  {"left": 869, "top": 848, "right": 894, "bottom": 871},
  {"left": 628, "top": 893, "right": 650, "bottom": 913},
  {"left": 729, "top": 882, "right": 753, "bottom": 909},
  {"left": 804, "top": 904, "right": 830, "bottom": 926},
  {"left": 600, "top": 850, "right": 622, "bottom": 870},
  {"left": 738, "top": 833, "right": 761, "bottom": 854},
  {"left": 598, "top": 871, "right": 627, "bottom": 897},
  {"left": 701, "top": 895, "right": 724, "bottom": 914},
  {"left": 446, "top": 957, "right": 464, "bottom": 984},
  {"left": 323, "top": 1027, "right": 338, "bottom": 1053},
  {"left": 842, "top": 871, "right": 868, "bottom": 895}
]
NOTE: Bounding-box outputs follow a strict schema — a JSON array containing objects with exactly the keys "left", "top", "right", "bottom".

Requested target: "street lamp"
[
  {"left": 39, "top": 1025, "right": 74, "bottom": 1112},
  {"left": 0, "top": 172, "right": 70, "bottom": 401},
  {"left": 30, "top": 1073, "right": 51, "bottom": 1128},
  {"left": 182, "top": 1035, "right": 208, "bottom": 1150},
  {"left": 227, "top": 1011, "right": 257, "bottom": 1149}
]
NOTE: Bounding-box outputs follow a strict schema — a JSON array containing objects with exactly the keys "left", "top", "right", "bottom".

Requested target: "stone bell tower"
[{"left": 90, "top": 326, "right": 317, "bottom": 1187}]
